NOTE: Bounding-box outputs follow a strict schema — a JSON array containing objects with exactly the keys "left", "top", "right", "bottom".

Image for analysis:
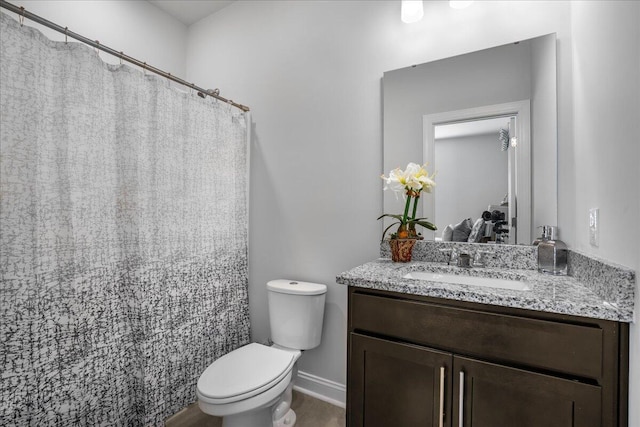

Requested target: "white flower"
[
  {"left": 381, "top": 167, "right": 410, "bottom": 194},
  {"left": 381, "top": 162, "right": 436, "bottom": 195},
  {"left": 413, "top": 163, "right": 436, "bottom": 193},
  {"left": 379, "top": 161, "right": 438, "bottom": 240}
]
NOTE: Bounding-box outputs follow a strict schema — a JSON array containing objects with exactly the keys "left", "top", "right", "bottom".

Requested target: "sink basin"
[{"left": 403, "top": 271, "right": 531, "bottom": 291}]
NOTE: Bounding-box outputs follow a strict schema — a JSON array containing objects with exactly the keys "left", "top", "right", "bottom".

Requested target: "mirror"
[{"left": 383, "top": 34, "right": 557, "bottom": 245}]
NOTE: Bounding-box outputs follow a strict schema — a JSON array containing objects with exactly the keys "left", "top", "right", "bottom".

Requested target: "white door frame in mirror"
[{"left": 423, "top": 100, "right": 531, "bottom": 245}]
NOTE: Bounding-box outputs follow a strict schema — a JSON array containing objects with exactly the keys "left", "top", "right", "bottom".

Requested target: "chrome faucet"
[
  {"left": 473, "top": 250, "right": 491, "bottom": 268},
  {"left": 439, "top": 247, "right": 459, "bottom": 265},
  {"left": 457, "top": 253, "right": 472, "bottom": 268},
  {"left": 439, "top": 247, "right": 491, "bottom": 268}
]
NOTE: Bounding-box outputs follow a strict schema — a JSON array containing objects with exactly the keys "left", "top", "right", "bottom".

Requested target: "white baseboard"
[{"left": 293, "top": 370, "right": 346, "bottom": 408}]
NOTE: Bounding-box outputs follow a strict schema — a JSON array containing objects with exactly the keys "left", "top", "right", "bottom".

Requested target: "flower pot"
[{"left": 389, "top": 238, "right": 417, "bottom": 262}]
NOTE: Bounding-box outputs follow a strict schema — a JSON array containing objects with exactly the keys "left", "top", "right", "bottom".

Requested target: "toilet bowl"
[
  {"left": 197, "top": 343, "right": 300, "bottom": 426},
  {"left": 197, "top": 279, "right": 327, "bottom": 427}
]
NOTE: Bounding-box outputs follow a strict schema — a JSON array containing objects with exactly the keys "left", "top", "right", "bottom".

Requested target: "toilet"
[{"left": 197, "top": 279, "right": 327, "bottom": 427}]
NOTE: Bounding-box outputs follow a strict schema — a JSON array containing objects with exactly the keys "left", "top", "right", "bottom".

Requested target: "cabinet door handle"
[
  {"left": 458, "top": 371, "right": 465, "bottom": 427},
  {"left": 439, "top": 366, "right": 445, "bottom": 427}
]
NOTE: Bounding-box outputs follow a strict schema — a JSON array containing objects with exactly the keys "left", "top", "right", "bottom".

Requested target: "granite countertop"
[{"left": 337, "top": 258, "right": 634, "bottom": 323}]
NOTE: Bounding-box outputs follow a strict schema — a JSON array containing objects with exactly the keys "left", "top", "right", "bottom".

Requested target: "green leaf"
[
  {"left": 414, "top": 220, "right": 437, "bottom": 231},
  {"left": 381, "top": 221, "right": 400, "bottom": 242},
  {"left": 377, "top": 213, "right": 405, "bottom": 222}
]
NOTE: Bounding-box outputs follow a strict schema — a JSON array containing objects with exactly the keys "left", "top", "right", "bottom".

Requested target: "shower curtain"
[{"left": 0, "top": 12, "right": 250, "bottom": 426}]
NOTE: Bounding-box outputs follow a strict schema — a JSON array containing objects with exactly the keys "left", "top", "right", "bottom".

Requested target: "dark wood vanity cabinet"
[
  {"left": 453, "top": 356, "right": 601, "bottom": 427},
  {"left": 347, "top": 287, "right": 629, "bottom": 427},
  {"left": 350, "top": 333, "right": 452, "bottom": 427}
]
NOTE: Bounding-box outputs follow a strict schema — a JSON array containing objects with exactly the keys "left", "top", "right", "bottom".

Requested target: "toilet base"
[
  {"left": 218, "top": 380, "right": 297, "bottom": 427},
  {"left": 221, "top": 407, "right": 273, "bottom": 427},
  {"left": 274, "top": 408, "right": 296, "bottom": 427},
  {"left": 218, "top": 403, "right": 296, "bottom": 427},
  {"left": 272, "top": 380, "right": 296, "bottom": 426}
]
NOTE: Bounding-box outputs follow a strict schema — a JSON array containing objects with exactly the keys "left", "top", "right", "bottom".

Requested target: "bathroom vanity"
[{"left": 337, "top": 248, "right": 634, "bottom": 427}]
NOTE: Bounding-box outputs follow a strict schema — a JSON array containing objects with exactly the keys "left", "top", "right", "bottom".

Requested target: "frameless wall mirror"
[{"left": 383, "top": 33, "right": 557, "bottom": 245}]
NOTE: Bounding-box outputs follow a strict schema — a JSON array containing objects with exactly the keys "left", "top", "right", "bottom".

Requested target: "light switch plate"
[{"left": 589, "top": 208, "right": 599, "bottom": 247}]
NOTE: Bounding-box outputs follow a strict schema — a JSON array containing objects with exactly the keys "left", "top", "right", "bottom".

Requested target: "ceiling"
[
  {"left": 148, "top": 1, "right": 235, "bottom": 26},
  {"left": 435, "top": 116, "right": 512, "bottom": 140}
]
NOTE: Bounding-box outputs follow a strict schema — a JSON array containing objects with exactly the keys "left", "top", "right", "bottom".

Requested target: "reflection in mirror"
[
  {"left": 424, "top": 100, "right": 531, "bottom": 244},
  {"left": 434, "top": 116, "right": 513, "bottom": 244},
  {"left": 383, "top": 34, "right": 557, "bottom": 245}
]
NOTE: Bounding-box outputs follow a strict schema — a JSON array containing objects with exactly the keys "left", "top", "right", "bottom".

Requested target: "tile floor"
[{"left": 165, "top": 390, "right": 345, "bottom": 427}]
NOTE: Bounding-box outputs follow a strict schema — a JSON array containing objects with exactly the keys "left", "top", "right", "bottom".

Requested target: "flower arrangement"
[{"left": 378, "top": 162, "right": 437, "bottom": 241}]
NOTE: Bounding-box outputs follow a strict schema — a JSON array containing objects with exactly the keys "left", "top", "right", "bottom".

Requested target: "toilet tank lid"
[{"left": 267, "top": 279, "right": 327, "bottom": 295}]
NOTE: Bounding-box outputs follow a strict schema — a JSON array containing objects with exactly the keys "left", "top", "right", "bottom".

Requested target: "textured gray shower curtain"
[{"left": 0, "top": 12, "right": 250, "bottom": 426}]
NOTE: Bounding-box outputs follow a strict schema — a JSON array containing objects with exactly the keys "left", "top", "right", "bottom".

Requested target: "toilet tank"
[{"left": 267, "top": 280, "right": 327, "bottom": 350}]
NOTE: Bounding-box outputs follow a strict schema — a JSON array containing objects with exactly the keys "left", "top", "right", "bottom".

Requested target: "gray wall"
[
  {"left": 570, "top": 3, "right": 640, "bottom": 422},
  {"left": 17, "top": 0, "right": 188, "bottom": 77},
  {"left": 9, "top": 1, "right": 638, "bottom": 421}
]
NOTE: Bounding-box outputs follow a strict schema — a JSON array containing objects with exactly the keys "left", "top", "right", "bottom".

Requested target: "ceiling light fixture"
[
  {"left": 449, "top": 1, "right": 474, "bottom": 9},
  {"left": 401, "top": 0, "right": 424, "bottom": 24}
]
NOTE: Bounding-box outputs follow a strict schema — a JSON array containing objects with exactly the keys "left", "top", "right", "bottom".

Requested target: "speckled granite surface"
[
  {"left": 337, "top": 256, "right": 635, "bottom": 323},
  {"left": 380, "top": 240, "right": 538, "bottom": 269},
  {"left": 568, "top": 250, "right": 636, "bottom": 316}
]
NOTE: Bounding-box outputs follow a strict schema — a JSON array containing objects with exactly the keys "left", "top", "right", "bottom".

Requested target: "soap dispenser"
[
  {"left": 537, "top": 226, "right": 568, "bottom": 275},
  {"left": 532, "top": 225, "right": 551, "bottom": 246}
]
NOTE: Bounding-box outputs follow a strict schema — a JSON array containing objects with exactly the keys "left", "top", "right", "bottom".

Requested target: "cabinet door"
[
  {"left": 349, "top": 333, "right": 452, "bottom": 427},
  {"left": 453, "top": 356, "right": 602, "bottom": 427}
]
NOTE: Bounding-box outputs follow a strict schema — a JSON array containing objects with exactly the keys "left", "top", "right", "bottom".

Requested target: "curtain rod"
[{"left": 0, "top": 0, "right": 250, "bottom": 112}]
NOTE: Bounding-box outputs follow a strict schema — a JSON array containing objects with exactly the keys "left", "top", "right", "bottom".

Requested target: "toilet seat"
[{"left": 197, "top": 343, "right": 296, "bottom": 404}]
